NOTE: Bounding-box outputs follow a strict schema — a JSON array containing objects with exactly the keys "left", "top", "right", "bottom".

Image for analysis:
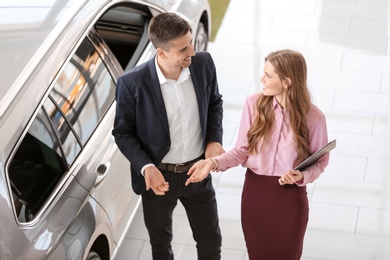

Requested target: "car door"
[
  {"left": 45, "top": 35, "right": 139, "bottom": 246},
  {"left": 81, "top": 2, "right": 160, "bottom": 244},
  {"left": 6, "top": 106, "right": 98, "bottom": 259}
]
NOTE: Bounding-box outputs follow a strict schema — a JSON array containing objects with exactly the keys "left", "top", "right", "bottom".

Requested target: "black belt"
[{"left": 157, "top": 155, "right": 204, "bottom": 173}]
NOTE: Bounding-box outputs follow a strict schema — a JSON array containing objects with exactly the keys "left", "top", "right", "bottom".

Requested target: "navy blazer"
[{"left": 112, "top": 51, "right": 223, "bottom": 195}]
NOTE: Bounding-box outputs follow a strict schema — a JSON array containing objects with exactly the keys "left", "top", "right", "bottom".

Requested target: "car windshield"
[{"left": 0, "top": 0, "right": 84, "bottom": 107}]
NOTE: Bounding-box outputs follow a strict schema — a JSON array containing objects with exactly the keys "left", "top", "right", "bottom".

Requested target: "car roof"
[
  {"left": 0, "top": 0, "right": 207, "bottom": 121},
  {"left": 0, "top": 0, "right": 171, "bottom": 117},
  {"left": 0, "top": 1, "right": 98, "bottom": 117}
]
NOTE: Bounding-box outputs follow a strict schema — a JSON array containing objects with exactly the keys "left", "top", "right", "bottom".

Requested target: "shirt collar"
[
  {"left": 273, "top": 96, "right": 284, "bottom": 111},
  {"left": 272, "top": 96, "right": 279, "bottom": 109},
  {"left": 273, "top": 96, "right": 287, "bottom": 111},
  {"left": 155, "top": 56, "right": 190, "bottom": 85}
]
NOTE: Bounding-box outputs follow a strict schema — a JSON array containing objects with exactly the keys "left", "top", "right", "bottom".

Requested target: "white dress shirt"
[{"left": 154, "top": 58, "right": 204, "bottom": 164}]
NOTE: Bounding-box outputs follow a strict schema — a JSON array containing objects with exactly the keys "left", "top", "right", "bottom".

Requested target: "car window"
[
  {"left": 95, "top": 4, "right": 153, "bottom": 71},
  {"left": 8, "top": 109, "right": 67, "bottom": 222},
  {"left": 7, "top": 37, "right": 116, "bottom": 223},
  {"left": 47, "top": 38, "right": 116, "bottom": 150},
  {"left": 43, "top": 98, "right": 82, "bottom": 163}
]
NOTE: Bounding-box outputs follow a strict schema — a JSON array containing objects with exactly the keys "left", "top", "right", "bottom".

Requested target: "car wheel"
[
  {"left": 194, "top": 22, "right": 208, "bottom": 51},
  {"left": 86, "top": 251, "right": 102, "bottom": 260}
]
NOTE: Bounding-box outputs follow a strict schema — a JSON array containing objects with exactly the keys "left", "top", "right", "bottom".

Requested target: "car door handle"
[{"left": 95, "top": 161, "right": 110, "bottom": 186}]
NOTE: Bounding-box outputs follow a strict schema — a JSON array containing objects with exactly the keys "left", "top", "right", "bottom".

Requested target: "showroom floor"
[{"left": 115, "top": 0, "right": 390, "bottom": 259}]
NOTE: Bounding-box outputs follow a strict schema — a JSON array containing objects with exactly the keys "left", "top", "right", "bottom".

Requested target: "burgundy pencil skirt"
[{"left": 241, "top": 169, "right": 309, "bottom": 260}]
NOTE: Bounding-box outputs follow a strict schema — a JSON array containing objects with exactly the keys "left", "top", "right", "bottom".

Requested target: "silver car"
[{"left": 0, "top": 1, "right": 210, "bottom": 259}]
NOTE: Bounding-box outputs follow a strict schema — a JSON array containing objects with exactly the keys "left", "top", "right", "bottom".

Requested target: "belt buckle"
[{"left": 173, "top": 163, "right": 185, "bottom": 173}]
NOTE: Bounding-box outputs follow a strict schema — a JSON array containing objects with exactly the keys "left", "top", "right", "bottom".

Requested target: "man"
[{"left": 112, "top": 12, "right": 224, "bottom": 260}]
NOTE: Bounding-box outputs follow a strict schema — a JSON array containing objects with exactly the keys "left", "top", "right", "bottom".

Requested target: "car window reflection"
[
  {"left": 7, "top": 37, "right": 116, "bottom": 222},
  {"left": 8, "top": 109, "right": 67, "bottom": 222},
  {"left": 48, "top": 38, "right": 116, "bottom": 148}
]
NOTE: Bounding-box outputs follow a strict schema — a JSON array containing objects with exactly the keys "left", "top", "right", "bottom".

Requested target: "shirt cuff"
[
  {"left": 295, "top": 171, "right": 306, "bottom": 186},
  {"left": 141, "top": 163, "right": 155, "bottom": 177}
]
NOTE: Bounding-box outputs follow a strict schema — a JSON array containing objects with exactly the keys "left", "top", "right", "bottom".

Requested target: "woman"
[{"left": 185, "top": 49, "right": 330, "bottom": 259}]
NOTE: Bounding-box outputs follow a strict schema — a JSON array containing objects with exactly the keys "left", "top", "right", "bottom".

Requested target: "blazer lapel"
[
  {"left": 189, "top": 64, "right": 205, "bottom": 129},
  {"left": 146, "top": 59, "right": 170, "bottom": 136}
]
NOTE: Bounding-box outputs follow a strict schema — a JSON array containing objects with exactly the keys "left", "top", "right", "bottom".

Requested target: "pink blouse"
[{"left": 216, "top": 93, "right": 329, "bottom": 186}]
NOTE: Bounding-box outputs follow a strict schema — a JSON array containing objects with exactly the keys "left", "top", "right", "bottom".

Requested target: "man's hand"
[
  {"left": 205, "top": 142, "right": 225, "bottom": 159},
  {"left": 144, "top": 166, "right": 169, "bottom": 195},
  {"left": 185, "top": 159, "right": 214, "bottom": 186},
  {"left": 278, "top": 170, "right": 303, "bottom": 185}
]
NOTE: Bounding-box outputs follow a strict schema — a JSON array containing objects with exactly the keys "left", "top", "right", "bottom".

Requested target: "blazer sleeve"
[
  {"left": 112, "top": 75, "right": 153, "bottom": 176},
  {"left": 198, "top": 52, "right": 224, "bottom": 146}
]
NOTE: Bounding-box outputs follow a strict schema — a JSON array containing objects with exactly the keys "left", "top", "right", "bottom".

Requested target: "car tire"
[
  {"left": 86, "top": 251, "right": 102, "bottom": 260},
  {"left": 194, "top": 22, "right": 208, "bottom": 51}
]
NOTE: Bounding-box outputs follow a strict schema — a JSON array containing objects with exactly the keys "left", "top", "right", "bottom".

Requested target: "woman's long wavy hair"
[{"left": 247, "top": 49, "right": 312, "bottom": 167}]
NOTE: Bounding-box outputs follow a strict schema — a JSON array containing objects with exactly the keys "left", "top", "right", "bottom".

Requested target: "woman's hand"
[
  {"left": 278, "top": 169, "right": 303, "bottom": 185},
  {"left": 185, "top": 159, "right": 215, "bottom": 186}
]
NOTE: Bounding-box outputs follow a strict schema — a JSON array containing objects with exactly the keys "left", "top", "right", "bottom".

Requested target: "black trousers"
[{"left": 141, "top": 171, "right": 222, "bottom": 260}]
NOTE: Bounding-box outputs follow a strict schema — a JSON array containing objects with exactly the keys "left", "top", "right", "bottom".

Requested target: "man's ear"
[{"left": 156, "top": 48, "right": 165, "bottom": 58}]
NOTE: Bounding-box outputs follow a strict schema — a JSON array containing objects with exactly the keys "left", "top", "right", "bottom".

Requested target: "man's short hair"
[{"left": 148, "top": 12, "right": 192, "bottom": 50}]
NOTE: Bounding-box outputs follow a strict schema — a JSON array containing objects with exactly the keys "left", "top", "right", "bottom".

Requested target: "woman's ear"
[{"left": 284, "top": 78, "right": 292, "bottom": 88}]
